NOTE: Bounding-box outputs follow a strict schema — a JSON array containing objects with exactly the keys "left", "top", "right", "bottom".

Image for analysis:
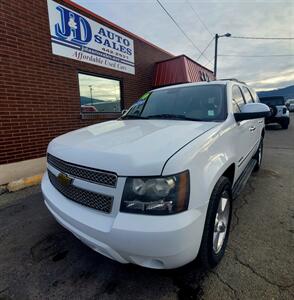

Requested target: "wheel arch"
[
  {"left": 204, "top": 160, "right": 236, "bottom": 207},
  {"left": 221, "top": 163, "right": 236, "bottom": 185}
]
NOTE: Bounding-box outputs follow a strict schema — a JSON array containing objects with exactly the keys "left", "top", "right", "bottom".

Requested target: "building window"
[{"left": 78, "top": 73, "right": 122, "bottom": 113}]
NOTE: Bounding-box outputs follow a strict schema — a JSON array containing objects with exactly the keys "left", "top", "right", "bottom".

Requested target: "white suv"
[{"left": 41, "top": 80, "right": 270, "bottom": 269}]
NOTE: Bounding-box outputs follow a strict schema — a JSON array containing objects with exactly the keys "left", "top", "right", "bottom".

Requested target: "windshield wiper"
[
  {"left": 122, "top": 114, "right": 205, "bottom": 121},
  {"left": 121, "top": 115, "right": 148, "bottom": 120},
  {"left": 146, "top": 114, "right": 202, "bottom": 121}
]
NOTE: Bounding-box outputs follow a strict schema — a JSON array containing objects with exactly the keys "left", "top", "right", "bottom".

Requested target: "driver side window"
[{"left": 232, "top": 85, "right": 245, "bottom": 113}]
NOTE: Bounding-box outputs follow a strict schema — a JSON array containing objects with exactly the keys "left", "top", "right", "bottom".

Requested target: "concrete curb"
[
  {"left": 6, "top": 174, "right": 43, "bottom": 192},
  {"left": 0, "top": 157, "right": 46, "bottom": 186}
]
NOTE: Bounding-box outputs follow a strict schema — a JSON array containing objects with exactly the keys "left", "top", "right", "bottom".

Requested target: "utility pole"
[
  {"left": 214, "top": 34, "right": 219, "bottom": 79},
  {"left": 214, "top": 33, "right": 231, "bottom": 79},
  {"left": 89, "top": 85, "right": 93, "bottom": 106}
]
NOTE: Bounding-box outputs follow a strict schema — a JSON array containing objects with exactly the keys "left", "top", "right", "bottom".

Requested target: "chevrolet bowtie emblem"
[{"left": 57, "top": 173, "right": 73, "bottom": 186}]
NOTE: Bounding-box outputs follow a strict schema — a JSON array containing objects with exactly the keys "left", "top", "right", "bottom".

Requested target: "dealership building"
[{"left": 0, "top": 0, "right": 214, "bottom": 185}]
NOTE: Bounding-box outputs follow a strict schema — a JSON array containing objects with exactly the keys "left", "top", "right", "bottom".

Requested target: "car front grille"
[
  {"left": 47, "top": 154, "right": 117, "bottom": 187},
  {"left": 48, "top": 170, "right": 113, "bottom": 214}
]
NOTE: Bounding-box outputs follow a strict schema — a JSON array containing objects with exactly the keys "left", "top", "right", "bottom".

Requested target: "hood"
[{"left": 48, "top": 120, "right": 218, "bottom": 176}]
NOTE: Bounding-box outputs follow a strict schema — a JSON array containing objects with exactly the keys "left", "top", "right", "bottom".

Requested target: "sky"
[
  {"left": 79, "top": 73, "right": 120, "bottom": 101},
  {"left": 73, "top": 0, "right": 294, "bottom": 91}
]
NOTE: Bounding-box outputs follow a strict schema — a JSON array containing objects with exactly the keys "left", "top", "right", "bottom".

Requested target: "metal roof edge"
[{"left": 155, "top": 54, "right": 213, "bottom": 74}]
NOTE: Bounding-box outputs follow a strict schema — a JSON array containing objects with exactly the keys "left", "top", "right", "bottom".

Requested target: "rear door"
[{"left": 232, "top": 85, "right": 253, "bottom": 177}]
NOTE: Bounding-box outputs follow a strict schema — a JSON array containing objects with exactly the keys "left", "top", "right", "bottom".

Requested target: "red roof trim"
[
  {"left": 155, "top": 54, "right": 213, "bottom": 74},
  {"left": 61, "top": 0, "right": 174, "bottom": 57},
  {"left": 153, "top": 54, "right": 215, "bottom": 87}
]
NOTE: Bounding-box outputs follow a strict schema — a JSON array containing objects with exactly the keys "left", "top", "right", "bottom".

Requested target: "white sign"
[{"left": 47, "top": 0, "right": 135, "bottom": 74}]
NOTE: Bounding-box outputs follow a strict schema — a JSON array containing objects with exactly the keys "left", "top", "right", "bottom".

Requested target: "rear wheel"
[{"left": 198, "top": 177, "right": 232, "bottom": 269}]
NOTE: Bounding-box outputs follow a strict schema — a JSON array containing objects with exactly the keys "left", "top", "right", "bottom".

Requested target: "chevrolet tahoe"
[{"left": 41, "top": 79, "right": 270, "bottom": 269}]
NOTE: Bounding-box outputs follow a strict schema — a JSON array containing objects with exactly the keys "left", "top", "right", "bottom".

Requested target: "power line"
[
  {"left": 185, "top": 1, "right": 215, "bottom": 63},
  {"left": 156, "top": 0, "right": 211, "bottom": 62},
  {"left": 204, "top": 57, "right": 214, "bottom": 68},
  {"left": 185, "top": 0, "right": 213, "bottom": 37},
  {"left": 230, "top": 36, "right": 294, "bottom": 40},
  {"left": 197, "top": 37, "right": 215, "bottom": 60},
  {"left": 219, "top": 54, "right": 294, "bottom": 57}
]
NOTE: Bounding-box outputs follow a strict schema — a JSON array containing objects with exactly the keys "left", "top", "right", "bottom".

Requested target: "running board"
[{"left": 232, "top": 159, "right": 257, "bottom": 200}]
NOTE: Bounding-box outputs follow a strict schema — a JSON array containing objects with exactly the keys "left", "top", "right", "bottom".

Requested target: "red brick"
[{"left": 0, "top": 0, "right": 173, "bottom": 164}]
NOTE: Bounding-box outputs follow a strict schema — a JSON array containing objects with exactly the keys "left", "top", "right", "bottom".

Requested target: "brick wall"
[{"left": 0, "top": 0, "right": 173, "bottom": 164}]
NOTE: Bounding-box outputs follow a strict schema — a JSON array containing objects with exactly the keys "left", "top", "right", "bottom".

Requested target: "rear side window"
[
  {"left": 242, "top": 87, "right": 254, "bottom": 103},
  {"left": 248, "top": 88, "right": 258, "bottom": 102},
  {"left": 232, "top": 85, "right": 245, "bottom": 113}
]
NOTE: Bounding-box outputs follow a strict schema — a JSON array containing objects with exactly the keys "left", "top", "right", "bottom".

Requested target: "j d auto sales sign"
[{"left": 47, "top": 0, "right": 135, "bottom": 74}]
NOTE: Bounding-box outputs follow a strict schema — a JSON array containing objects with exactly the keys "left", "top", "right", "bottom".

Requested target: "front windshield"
[
  {"left": 260, "top": 97, "right": 285, "bottom": 106},
  {"left": 123, "top": 84, "right": 226, "bottom": 121}
]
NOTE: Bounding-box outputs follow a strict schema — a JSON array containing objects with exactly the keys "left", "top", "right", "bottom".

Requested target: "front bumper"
[
  {"left": 41, "top": 172, "right": 206, "bottom": 269},
  {"left": 265, "top": 116, "right": 289, "bottom": 125}
]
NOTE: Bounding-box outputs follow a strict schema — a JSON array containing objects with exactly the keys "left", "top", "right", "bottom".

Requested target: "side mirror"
[{"left": 234, "top": 103, "right": 271, "bottom": 122}]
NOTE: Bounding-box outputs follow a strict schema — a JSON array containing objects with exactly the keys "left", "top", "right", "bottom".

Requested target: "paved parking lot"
[{"left": 1, "top": 115, "right": 293, "bottom": 300}]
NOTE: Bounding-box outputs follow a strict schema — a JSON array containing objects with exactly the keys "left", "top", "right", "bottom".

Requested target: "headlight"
[{"left": 120, "top": 170, "right": 190, "bottom": 215}]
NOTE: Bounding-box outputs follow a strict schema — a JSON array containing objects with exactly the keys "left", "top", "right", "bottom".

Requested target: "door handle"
[
  {"left": 249, "top": 126, "right": 256, "bottom": 132},
  {"left": 258, "top": 120, "right": 263, "bottom": 124}
]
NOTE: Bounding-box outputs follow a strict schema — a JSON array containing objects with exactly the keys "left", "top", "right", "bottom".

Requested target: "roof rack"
[{"left": 219, "top": 78, "right": 246, "bottom": 84}]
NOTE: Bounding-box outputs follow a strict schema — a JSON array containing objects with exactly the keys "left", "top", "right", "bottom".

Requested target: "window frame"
[
  {"left": 241, "top": 86, "right": 254, "bottom": 103},
  {"left": 248, "top": 88, "right": 259, "bottom": 102},
  {"left": 232, "top": 85, "right": 246, "bottom": 113},
  {"left": 77, "top": 70, "right": 124, "bottom": 115}
]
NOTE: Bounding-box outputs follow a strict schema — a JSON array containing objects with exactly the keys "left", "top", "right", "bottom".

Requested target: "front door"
[{"left": 232, "top": 85, "right": 255, "bottom": 179}]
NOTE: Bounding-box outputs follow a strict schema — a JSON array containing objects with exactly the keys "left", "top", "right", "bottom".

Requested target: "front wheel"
[{"left": 198, "top": 177, "right": 232, "bottom": 269}]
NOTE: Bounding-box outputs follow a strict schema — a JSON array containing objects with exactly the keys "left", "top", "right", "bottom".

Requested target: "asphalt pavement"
[{"left": 0, "top": 115, "right": 293, "bottom": 300}]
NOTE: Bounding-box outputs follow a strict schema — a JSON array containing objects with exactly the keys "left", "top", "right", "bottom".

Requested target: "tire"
[
  {"left": 281, "top": 121, "right": 289, "bottom": 129},
  {"left": 198, "top": 176, "right": 232, "bottom": 269},
  {"left": 253, "top": 138, "right": 263, "bottom": 172}
]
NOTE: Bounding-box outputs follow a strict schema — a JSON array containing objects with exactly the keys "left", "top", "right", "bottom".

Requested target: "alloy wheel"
[{"left": 213, "top": 193, "right": 230, "bottom": 254}]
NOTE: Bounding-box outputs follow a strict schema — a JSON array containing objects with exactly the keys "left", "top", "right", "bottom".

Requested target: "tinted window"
[
  {"left": 78, "top": 73, "right": 121, "bottom": 113},
  {"left": 232, "top": 85, "right": 245, "bottom": 112},
  {"left": 124, "top": 85, "right": 226, "bottom": 121},
  {"left": 242, "top": 87, "right": 254, "bottom": 103}
]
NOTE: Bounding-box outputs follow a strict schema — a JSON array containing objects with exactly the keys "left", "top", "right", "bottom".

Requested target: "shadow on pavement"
[
  {"left": 0, "top": 189, "right": 207, "bottom": 299},
  {"left": 265, "top": 124, "right": 282, "bottom": 130}
]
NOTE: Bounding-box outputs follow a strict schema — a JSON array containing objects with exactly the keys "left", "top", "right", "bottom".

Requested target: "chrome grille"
[
  {"left": 48, "top": 170, "right": 113, "bottom": 213},
  {"left": 47, "top": 154, "right": 117, "bottom": 187}
]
